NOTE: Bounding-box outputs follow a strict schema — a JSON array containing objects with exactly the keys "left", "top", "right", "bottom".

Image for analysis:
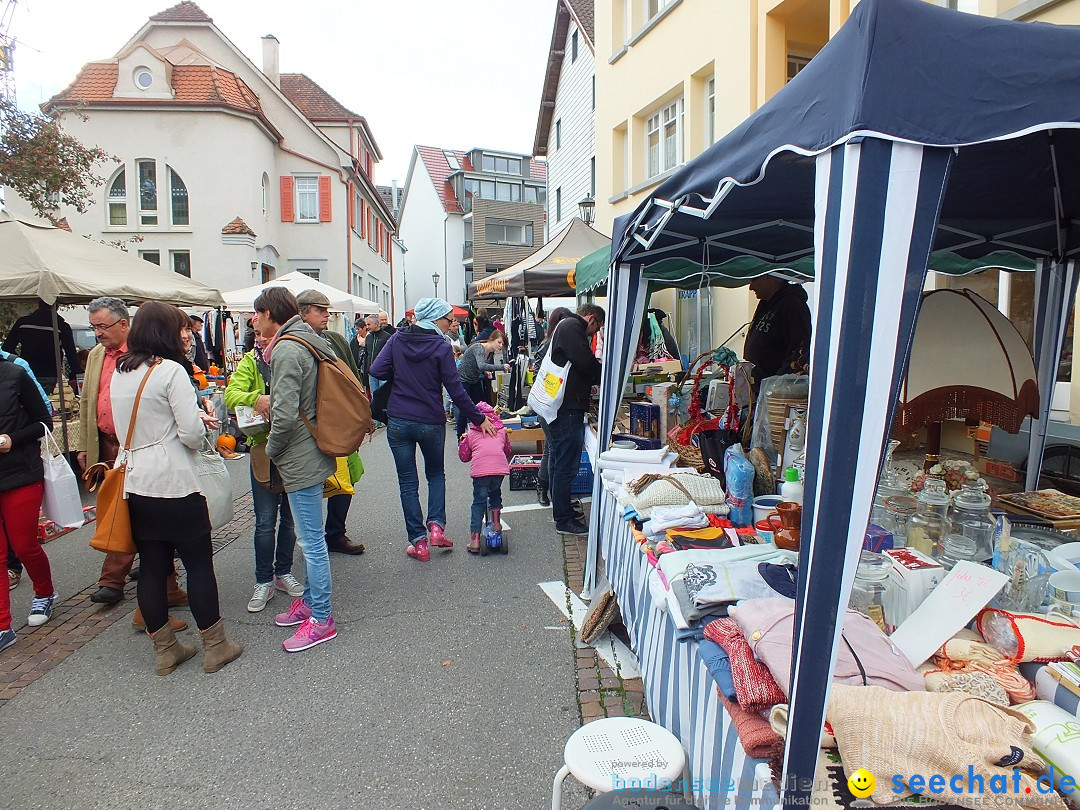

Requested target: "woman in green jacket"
[{"left": 224, "top": 321, "right": 305, "bottom": 613}]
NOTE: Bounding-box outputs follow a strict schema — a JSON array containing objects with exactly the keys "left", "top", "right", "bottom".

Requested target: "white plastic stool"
[{"left": 552, "top": 717, "right": 689, "bottom": 810}]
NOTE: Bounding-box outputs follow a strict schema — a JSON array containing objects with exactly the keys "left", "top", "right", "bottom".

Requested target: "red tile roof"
[
  {"left": 222, "top": 216, "right": 256, "bottom": 237},
  {"left": 44, "top": 62, "right": 279, "bottom": 139},
  {"left": 149, "top": 2, "right": 213, "bottom": 23},
  {"left": 279, "top": 73, "right": 361, "bottom": 121},
  {"left": 566, "top": 0, "right": 594, "bottom": 44},
  {"left": 415, "top": 146, "right": 546, "bottom": 213},
  {"left": 534, "top": 0, "right": 595, "bottom": 156},
  {"left": 416, "top": 146, "right": 466, "bottom": 214}
]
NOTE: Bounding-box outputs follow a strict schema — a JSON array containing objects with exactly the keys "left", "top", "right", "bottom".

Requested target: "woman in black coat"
[{"left": 0, "top": 354, "right": 55, "bottom": 652}]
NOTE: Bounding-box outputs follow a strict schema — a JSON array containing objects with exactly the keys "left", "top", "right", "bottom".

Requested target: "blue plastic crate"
[{"left": 572, "top": 450, "right": 593, "bottom": 494}]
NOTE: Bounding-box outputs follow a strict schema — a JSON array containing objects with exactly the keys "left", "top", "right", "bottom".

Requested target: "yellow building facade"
[{"left": 595, "top": 0, "right": 1080, "bottom": 410}]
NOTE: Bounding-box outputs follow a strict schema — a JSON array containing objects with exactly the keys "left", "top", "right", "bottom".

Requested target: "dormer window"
[{"left": 134, "top": 67, "right": 154, "bottom": 90}]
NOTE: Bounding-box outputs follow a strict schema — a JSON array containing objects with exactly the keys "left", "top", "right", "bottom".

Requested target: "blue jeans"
[
  {"left": 286, "top": 483, "right": 332, "bottom": 622},
  {"left": 325, "top": 493, "right": 351, "bottom": 545},
  {"left": 547, "top": 409, "right": 586, "bottom": 527},
  {"left": 250, "top": 465, "right": 296, "bottom": 584},
  {"left": 369, "top": 375, "right": 385, "bottom": 394},
  {"left": 386, "top": 417, "right": 446, "bottom": 544},
  {"left": 471, "top": 475, "right": 505, "bottom": 533}
]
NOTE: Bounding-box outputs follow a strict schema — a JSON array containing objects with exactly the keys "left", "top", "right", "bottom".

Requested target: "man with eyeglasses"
[
  {"left": 1, "top": 299, "right": 80, "bottom": 396},
  {"left": 78, "top": 297, "right": 187, "bottom": 617}
]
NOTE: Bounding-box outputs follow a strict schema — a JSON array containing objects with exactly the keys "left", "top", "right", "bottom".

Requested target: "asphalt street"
[{"left": 0, "top": 429, "right": 589, "bottom": 810}]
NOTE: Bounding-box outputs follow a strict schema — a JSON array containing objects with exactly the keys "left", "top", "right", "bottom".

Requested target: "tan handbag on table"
[{"left": 84, "top": 362, "right": 158, "bottom": 555}]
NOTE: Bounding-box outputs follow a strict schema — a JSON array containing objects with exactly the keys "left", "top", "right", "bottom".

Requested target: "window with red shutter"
[
  {"left": 348, "top": 190, "right": 355, "bottom": 230},
  {"left": 318, "top": 176, "right": 332, "bottom": 222},
  {"left": 280, "top": 176, "right": 294, "bottom": 222},
  {"left": 360, "top": 199, "right": 366, "bottom": 238}
]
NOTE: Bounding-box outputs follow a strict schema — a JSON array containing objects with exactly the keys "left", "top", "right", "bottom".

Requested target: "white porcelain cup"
[
  {"left": 753, "top": 495, "right": 784, "bottom": 526},
  {"left": 1049, "top": 569, "right": 1080, "bottom": 603}
]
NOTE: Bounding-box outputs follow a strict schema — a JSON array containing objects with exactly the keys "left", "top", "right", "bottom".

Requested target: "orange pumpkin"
[
  {"left": 208, "top": 364, "right": 221, "bottom": 376},
  {"left": 216, "top": 434, "right": 237, "bottom": 453}
]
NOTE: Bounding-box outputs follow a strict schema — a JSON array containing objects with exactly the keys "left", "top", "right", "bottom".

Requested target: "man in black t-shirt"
[
  {"left": 2, "top": 299, "right": 80, "bottom": 394},
  {"left": 743, "top": 276, "right": 812, "bottom": 391}
]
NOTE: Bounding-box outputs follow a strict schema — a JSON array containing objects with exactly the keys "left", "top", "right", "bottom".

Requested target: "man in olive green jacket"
[{"left": 296, "top": 290, "right": 365, "bottom": 555}]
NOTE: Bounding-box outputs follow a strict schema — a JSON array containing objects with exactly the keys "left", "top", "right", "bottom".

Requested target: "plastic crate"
[
  {"left": 509, "top": 454, "right": 543, "bottom": 491},
  {"left": 572, "top": 450, "right": 594, "bottom": 494}
]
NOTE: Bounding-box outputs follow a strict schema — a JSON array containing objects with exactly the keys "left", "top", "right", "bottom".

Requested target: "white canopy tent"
[
  {"left": 221, "top": 272, "right": 378, "bottom": 316},
  {"left": 0, "top": 211, "right": 224, "bottom": 306}
]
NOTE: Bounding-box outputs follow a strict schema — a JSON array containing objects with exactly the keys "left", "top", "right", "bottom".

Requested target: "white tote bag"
[
  {"left": 39, "top": 426, "right": 85, "bottom": 529},
  {"left": 528, "top": 321, "right": 572, "bottom": 423},
  {"left": 194, "top": 438, "right": 233, "bottom": 530}
]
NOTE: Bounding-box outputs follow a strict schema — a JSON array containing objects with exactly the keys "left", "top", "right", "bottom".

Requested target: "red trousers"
[{"left": 0, "top": 480, "right": 53, "bottom": 630}]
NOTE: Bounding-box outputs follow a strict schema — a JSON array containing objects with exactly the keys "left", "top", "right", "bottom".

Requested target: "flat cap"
[{"left": 296, "top": 289, "right": 332, "bottom": 308}]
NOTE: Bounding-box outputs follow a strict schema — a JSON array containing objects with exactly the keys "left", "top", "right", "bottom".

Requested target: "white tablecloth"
[{"left": 598, "top": 489, "right": 778, "bottom": 808}]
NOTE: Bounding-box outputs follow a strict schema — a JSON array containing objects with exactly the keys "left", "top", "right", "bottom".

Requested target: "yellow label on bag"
[{"left": 541, "top": 370, "right": 564, "bottom": 398}]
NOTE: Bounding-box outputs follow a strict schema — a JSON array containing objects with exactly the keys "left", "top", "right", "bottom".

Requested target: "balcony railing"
[{"left": 463, "top": 242, "right": 473, "bottom": 260}]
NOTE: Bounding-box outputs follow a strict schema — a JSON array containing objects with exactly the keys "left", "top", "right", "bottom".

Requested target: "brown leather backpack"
[{"left": 276, "top": 334, "right": 371, "bottom": 456}]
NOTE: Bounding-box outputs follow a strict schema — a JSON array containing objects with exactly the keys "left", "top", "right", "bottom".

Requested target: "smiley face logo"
[{"left": 848, "top": 768, "right": 876, "bottom": 798}]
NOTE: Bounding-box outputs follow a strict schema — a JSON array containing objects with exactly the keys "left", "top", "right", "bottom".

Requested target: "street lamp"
[
  {"left": 432, "top": 271, "right": 441, "bottom": 297},
  {"left": 578, "top": 195, "right": 595, "bottom": 226}
]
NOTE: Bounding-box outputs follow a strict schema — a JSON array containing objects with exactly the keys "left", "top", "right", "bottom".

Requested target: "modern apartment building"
[
  {"left": 397, "top": 146, "right": 547, "bottom": 308},
  {"left": 534, "top": 0, "right": 597, "bottom": 241},
  {"left": 28, "top": 1, "right": 396, "bottom": 301}
]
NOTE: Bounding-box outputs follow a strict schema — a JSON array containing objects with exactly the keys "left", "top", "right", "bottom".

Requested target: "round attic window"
[{"left": 135, "top": 68, "right": 153, "bottom": 90}]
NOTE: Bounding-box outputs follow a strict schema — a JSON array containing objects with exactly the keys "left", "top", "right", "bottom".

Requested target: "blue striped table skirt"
[{"left": 597, "top": 490, "right": 768, "bottom": 809}]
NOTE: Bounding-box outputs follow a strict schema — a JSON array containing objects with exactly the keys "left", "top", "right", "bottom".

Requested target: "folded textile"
[
  {"left": 626, "top": 472, "right": 728, "bottom": 514},
  {"left": 657, "top": 545, "right": 793, "bottom": 587},
  {"left": 692, "top": 558, "right": 798, "bottom": 609},
  {"left": 717, "top": 693, "right": 785, "bottom": 760},
  {"left": 666, "top": 527, "right": 736, "bottom": 551},
  {"left": 826, "top": 684, "right": 1060, "bottom": 810},
  {"left": 670, "top": 575, "right": 738, "bottom": 623},
  {"left": 649, "top": 567, "right": 670, "bottom": 612},
  {"left": 704, "top": 618, "right": 787, "bottom": 712},
  {"left": 643, "top": 508, "right": 709, "bottom": 536},
  {"left": 698, "top": 639, "right": 738, "bottom": 701},
  {"left": 729, "top": 598, "right": 925, "bottom": 697},
  {"left": 934, "top": 629, "right": 1035, "bottom": 704},
  {"left": 918, "top": 662, "right": 1009, "bottom": 706},
  {"left": 676, "top": 624, "right": 706, "bottom": 642},
  {"left": 599, "top": 447, "right": 670, "bottom": 464},
  {"left": 768, "top": 703, "right": 838, "bottom": 749}
]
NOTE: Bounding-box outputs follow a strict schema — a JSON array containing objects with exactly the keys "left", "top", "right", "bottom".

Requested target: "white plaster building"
[
  {"left": 397, "top": 145, "right": 546, "bottom": 308},
  {"left": 36, "top": 1, "right": 396, "bottom": 305},
  {"left": 534, "top": 0, "right": 596, "bottom": 241}
]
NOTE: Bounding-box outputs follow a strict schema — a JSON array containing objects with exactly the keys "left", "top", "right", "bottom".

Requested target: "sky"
[{"left": 9, "top": 0, "right": 559, "bottom": 186}]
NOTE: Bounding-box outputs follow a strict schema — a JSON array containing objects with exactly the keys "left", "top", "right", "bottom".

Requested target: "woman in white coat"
[{"left": 111, "top": 302, "right": 243, "bottom": 676}]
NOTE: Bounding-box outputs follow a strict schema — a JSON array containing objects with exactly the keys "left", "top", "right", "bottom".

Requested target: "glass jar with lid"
[
  {"left": 882, "top": 496, "right": 917, "bottom": 548},
  {"left": 871, "top": 440, "right": 907, "bottom": 525},
  {"left": 946, "top": 480, "right": 995, "bottom": 562},
  {"left": 938, "top": 534, "right": 979, "bottom": 571},
  {"left": 908, "top": 478, "right": 950, "bottom": 558},
  {"left": 849, "top": 550, "right": 894, "bottom": 632}
]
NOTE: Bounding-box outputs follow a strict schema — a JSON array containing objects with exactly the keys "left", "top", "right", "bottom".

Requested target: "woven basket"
[{"left": 766, "top": 396, "right": 807, "bottom": 453}]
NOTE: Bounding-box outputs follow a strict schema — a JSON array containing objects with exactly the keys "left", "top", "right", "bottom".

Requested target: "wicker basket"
[{"left": 766, "top": 396, "right": 807, "bottom": 454}]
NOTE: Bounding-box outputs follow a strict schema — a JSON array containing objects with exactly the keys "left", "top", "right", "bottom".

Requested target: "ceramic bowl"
[
  {"left": 1048, "top": 596, "right": 1080, "bottom": 618},
  {"left": 1054, "top": 542, "right": 1080, "bottom": 569},
  {"left": 612, "top": 440, "right": 638, "bottom": 450},
  {"left": 1049, "top": 569, "right": 1080, "bottom": 603},
  {"left": 753, "top": 495, "right": 784, "bottom": 526}
]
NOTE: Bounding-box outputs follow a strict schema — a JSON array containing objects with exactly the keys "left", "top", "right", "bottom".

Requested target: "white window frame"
[
  {"left": 706, "top": 77, "right": 716, "bottom": 146},
  {"left": 485, "top": 219, "right": 532, "bottom": 247},
  {"left": 137, "top": 159, "right": 158, "bottom": 226},
  {"left": 646, "top": 97, "right": 683, "bottom": 179},
  {"left": 170, "top": 250, "right": 191, "bottom": 277},
  {"left": 297, "top": 268, "right": 320, "bottom": 280},
  {"left": 294, "top": 176, "right": 320, "bottom": 223},
  {"left": 645, "top": 0, "right": 675, "bottom": 22},
  {"left": 168, "top": 166, "right": 189, "bottom": 227},
  {"left": 107, "top": 168, "right": 127, "bottom": 227},
  {"left": 261, "top": 173, "right": 270, "bottom": 218},
  {"left": 139, "top": 249, "right": 160, "bottom": 265}
]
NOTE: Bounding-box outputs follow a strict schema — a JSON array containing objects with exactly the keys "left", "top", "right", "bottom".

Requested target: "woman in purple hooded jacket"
[{"left": 370, "top": 298, "right": 496, "bottom": 562}]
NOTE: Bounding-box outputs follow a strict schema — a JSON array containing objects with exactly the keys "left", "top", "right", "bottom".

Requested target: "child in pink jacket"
[{"left": 458, "top": 401, "right": 512, "bottom": 553}]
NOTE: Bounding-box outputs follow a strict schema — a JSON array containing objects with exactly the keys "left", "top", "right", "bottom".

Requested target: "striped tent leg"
[
  {"left": 1026, "top": 259, "right": 1078, "bottom": 491},
  {"left": 585, "top": 262, "right": 646, "bottom": 595},
  {"left": 781, "top": 139, "right": 953, "bottom": 808}
]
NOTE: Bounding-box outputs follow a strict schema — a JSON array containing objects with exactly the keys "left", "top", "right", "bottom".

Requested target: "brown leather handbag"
[{"left": 84, "top": 362, "right": 157, "bottom": 555}]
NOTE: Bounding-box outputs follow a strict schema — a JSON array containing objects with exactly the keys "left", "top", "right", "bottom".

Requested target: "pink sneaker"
[
  {"left": 428, "top": 523, "right": 453, "bottom": 548},
  {"left": 274, "top": 597, "right": 312, "bottom": 627},
  {"left": 406, "top": 539, "right": 431, "bottom": 562},
  {"left": 282, "top": 616, "right": 337, "bottom": 653}
]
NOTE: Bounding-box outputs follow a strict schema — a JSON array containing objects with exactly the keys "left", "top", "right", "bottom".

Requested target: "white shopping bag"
[
  {"left": 40, "top": 426, "right": 85, "bottom": 529},
  {"left": 527, "top": 321, "right": 571, "bottom": 423},
  {"left": 195, "top": 437, "right": 233, "bottom": 530}
]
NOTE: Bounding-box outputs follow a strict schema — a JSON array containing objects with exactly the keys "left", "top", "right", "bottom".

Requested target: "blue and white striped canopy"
[{"left": 593, "top": 1, "right": 1080, "bottom": 806}]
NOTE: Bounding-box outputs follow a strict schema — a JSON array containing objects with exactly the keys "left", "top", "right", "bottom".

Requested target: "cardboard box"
[
  {"left": 648, "top": 382, "right": 676, "bottom": 436},
  {"left": 977, "top": 457, "right": 1020, "bottom": 483},
  {"left": 632, "top": 359, "right": 683, "bottom": 375},
  {"left": 629, "top": 403, "right": 661, "bottom": 440},
  {"left": 235, "top": 405, "right": 268, "bottom": 438},
  {"left": 883, "top": 547, "right": 944, "bottom": 634}
]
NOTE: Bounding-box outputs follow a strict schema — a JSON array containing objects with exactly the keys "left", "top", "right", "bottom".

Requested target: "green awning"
[{"left": 577, "top": 244, "right": 1039, "bottom": 294}]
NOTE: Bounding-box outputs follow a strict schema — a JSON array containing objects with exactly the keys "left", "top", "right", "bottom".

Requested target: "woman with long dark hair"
[
  {"left": 0, "top": 354, "right": 55, "bottom": 652},
  {"left": 111, "top": 302, "right": 242, "bottom": 675}
]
